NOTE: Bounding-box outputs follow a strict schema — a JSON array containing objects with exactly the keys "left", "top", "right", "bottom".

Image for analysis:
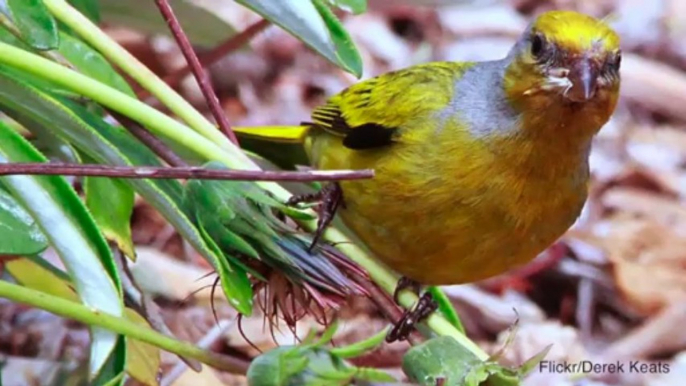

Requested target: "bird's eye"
[
  {"left": 605, "top": 51, "right": 621, "bottom": 74},
  {"left": 530, "top": 33, "right": 546, "bottom": 60}
]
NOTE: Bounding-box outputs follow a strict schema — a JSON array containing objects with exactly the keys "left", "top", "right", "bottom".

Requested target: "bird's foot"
[
  {"left": 393, "top": 276, "right": 422, "bottom": 304},
  {"left": 386, "top": 291, "right": 438, "bottom": 343},
  {"left": 287, "top": 182, "right": 344, "bottom": 251}
]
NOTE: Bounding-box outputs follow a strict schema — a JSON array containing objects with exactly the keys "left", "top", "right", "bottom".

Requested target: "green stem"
[
  {"left": 41, "top": 0, "right": 232, "bottom": 151},
  {"left": 0, "top": 42, "right": 250, "bottom": 171},
  {"left": 14, "top": 3, "right": 489, "bottom": 361},
  {"left": 330, "top": 328, "right": 388, "bottom": 359},
  {"left": 0, "top": 280, "right": 250, "bottom": 373}
]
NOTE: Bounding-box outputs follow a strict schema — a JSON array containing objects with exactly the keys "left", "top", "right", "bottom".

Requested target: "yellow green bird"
[{"left": 236, "top": 10, "right": 621, "bottom": 335}]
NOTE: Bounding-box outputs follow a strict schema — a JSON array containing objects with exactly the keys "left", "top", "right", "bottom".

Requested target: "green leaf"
[
  {"left": 68, "top": 0, "right": 100, "bottom": 23},
  {"left": 0, "top": 188, "right": 48, "bottom": 255},
  {"left": 85, "top": 175, "right": 136, "bottom": 260},
  {"left": 428, "top": 286, "right": 465, "bottom": 334},
  {"left": 326, "top": 0, "right": 366, "bottom": 15},
  {"left": 186, "top": 179, "right": 261, "bottom": 260},
  {"left": 463, "top": 364, "right": 518, "bottom": 386},
  {"left": 352, "top": 367, "right": 396, "bottom": 383},
  {"left": 101, "top": 372, "right": 125, "bottom": 386},
  {"left": 0, "top": 121, "right": 124, "bottom": 380},
  {"left": 247, "top": 346, "right": 308, "bottom": 386},
  {"left": 236, "top": 0, "right": 362, "bottom": 77},
  {"left": 27, "top": 120, "right": 82, "bottom": 164},
  {"left": 247, "top": 322, "right": 394, "bottom": 385},
  {"left": 99, "top": 0, "right": 235, "bottom": 47},
  {"left": 311, "top": 0, "right": 362, "bottom": 77},
  {"left": 0, "top": 21, "right": 33, "bottom": 50},
  {"left": 403, "top": 336, "right": 522, "bottom": 386},
  {"left": 403, "top": 336, "right": 487, "bottom": 386},
  {"left": 519, "top": 345, "right": 551, "bottom": 376},
  {"left": 247, "top": 346, "right": 358, "bottom": 386},
  {"left": 6, "top": 0, "right": 59, "bottom": 50},
  {"left": 57, "top": 31, "right": 135, "bottom": 97},
  {"left": 302, "top": 0, "right": 363, "bottom": 77},
  {"left": 91, "top": 336, "right": 127, "bottom": 386},
  {"left": 0, "top": 68, "right": 243, "bottom": 317},
  {"left": 195, "top": 219, "right": 254, "bottom": 315},
  {"left": 329, "top": 327, "right": 387, "bottom": 359}
]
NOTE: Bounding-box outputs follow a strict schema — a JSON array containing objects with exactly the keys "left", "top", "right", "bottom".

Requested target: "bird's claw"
[
  {"left": 393, "top": 276, "right": 421, "bottom": 304},
  {"left": 386, "top": 291, "right": 438, "bottom": 343},
  {"left": 287, "top": 182, "right": 344, "bottom": 251}
]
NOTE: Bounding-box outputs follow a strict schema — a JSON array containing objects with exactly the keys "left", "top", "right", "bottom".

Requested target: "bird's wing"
[{"left": 309, "top": 62, "right": 473, "bottom": 150}]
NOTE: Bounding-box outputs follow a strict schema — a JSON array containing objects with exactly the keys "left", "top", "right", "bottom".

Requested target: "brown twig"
[
  {"left": 138, "top": 18, "right": 270, "bottom": 99},
  {"left": 108, "top": 110, "right": 188, "bottom": 167},
  {"left": 0, "top": 163, "right": 373, "bottom": 182},
  {"left": 154, "top": 0, "right": 239, "bottom": 144}
]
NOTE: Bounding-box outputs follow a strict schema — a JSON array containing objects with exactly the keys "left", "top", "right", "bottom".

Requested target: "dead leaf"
[
  {"left": 593, "top": 217, "right": 686, "bottom": 315},
  {"left": 442, "top": 285, "right": 545, "bottom": 335},
  {"left": 126, "top": 309, "right": 162, "bottom": 386},
  {"left": 626, "top": 126, "right": 686, "bottom": 172},
  {"left": 171, "top": 364, "right": 241, "bottom": 386},
  {"left": 604, "top": 301, "right": 686, "bottom": 360},
  {"left": 601, "top": 188, "right": 686, "bottom": 234},
  {"left": 129, "top": 246, "right": 215, "bottom": 302}
]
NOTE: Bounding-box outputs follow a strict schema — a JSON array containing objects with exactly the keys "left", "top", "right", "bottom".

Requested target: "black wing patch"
[
  {"left": 342, "top": 123, "right": 397, "bottom": 149},
  {"left": 310, "top": 104, "right": 398, "bottom": 150}
]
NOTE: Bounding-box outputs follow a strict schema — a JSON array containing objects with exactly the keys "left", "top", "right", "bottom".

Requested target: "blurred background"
[{"left": 3, "top": 0, "right": 686, "bottom": 385}]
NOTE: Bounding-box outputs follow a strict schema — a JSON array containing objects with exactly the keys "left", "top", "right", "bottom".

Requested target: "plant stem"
[
  {"left": 0, "top": 280, "right": 250, "bottom": 373},
  {"left": 153, "top": 0, "right": 238, "bottom": 144},
  {"left": 0, "top": 162, "right": 374, "bottom": 182},
  {"left": 42, "top": 0, "right": 232, "bottom": 150}
]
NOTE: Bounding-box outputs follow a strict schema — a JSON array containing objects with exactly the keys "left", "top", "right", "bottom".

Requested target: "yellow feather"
[
  {"left": 532, "top": 10, "right": 620, "bottom": 52},
  {"left": 232, "top": 125, "right": 309, "bottom": 144}
]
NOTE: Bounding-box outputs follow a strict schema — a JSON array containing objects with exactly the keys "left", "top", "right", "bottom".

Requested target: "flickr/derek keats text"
[{"left": 539, "top": 360, "right": 671, "bottom": 375}]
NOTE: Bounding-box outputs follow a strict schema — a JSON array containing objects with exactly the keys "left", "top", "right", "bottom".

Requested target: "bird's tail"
[
  {"left": 232, "top": 125, "right": 310, "bottom": 144},
  {"left": 233, "top": 125, "right": 312, "bottom": 168}
]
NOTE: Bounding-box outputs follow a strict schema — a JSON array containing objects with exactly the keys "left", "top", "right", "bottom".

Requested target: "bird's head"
[{"left": 504, "top": 11, "right": 621, "bottom": 112}]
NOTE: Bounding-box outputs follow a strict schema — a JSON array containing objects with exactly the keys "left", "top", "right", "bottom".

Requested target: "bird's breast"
[{"left": 334, "top": 132, "right": 590, "bottom": 284}]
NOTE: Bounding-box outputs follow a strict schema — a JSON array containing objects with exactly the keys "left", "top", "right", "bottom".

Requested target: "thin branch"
[
  {"left": 138, "top": 19, "right": 271, "bottom": 99},
  {"left": 108, "top": 110, "right": 188, "bottom": 167},
  {"left": 0, "top": 163, "right": 374, "bottom": 182},
  {"left": 154, "top": 0, "right": 239, "bottom": 145}
]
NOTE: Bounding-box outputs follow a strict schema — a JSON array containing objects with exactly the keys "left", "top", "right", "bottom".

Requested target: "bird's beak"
[{"left": 565, "top": 57, "right": 598, "bottom": 103}]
